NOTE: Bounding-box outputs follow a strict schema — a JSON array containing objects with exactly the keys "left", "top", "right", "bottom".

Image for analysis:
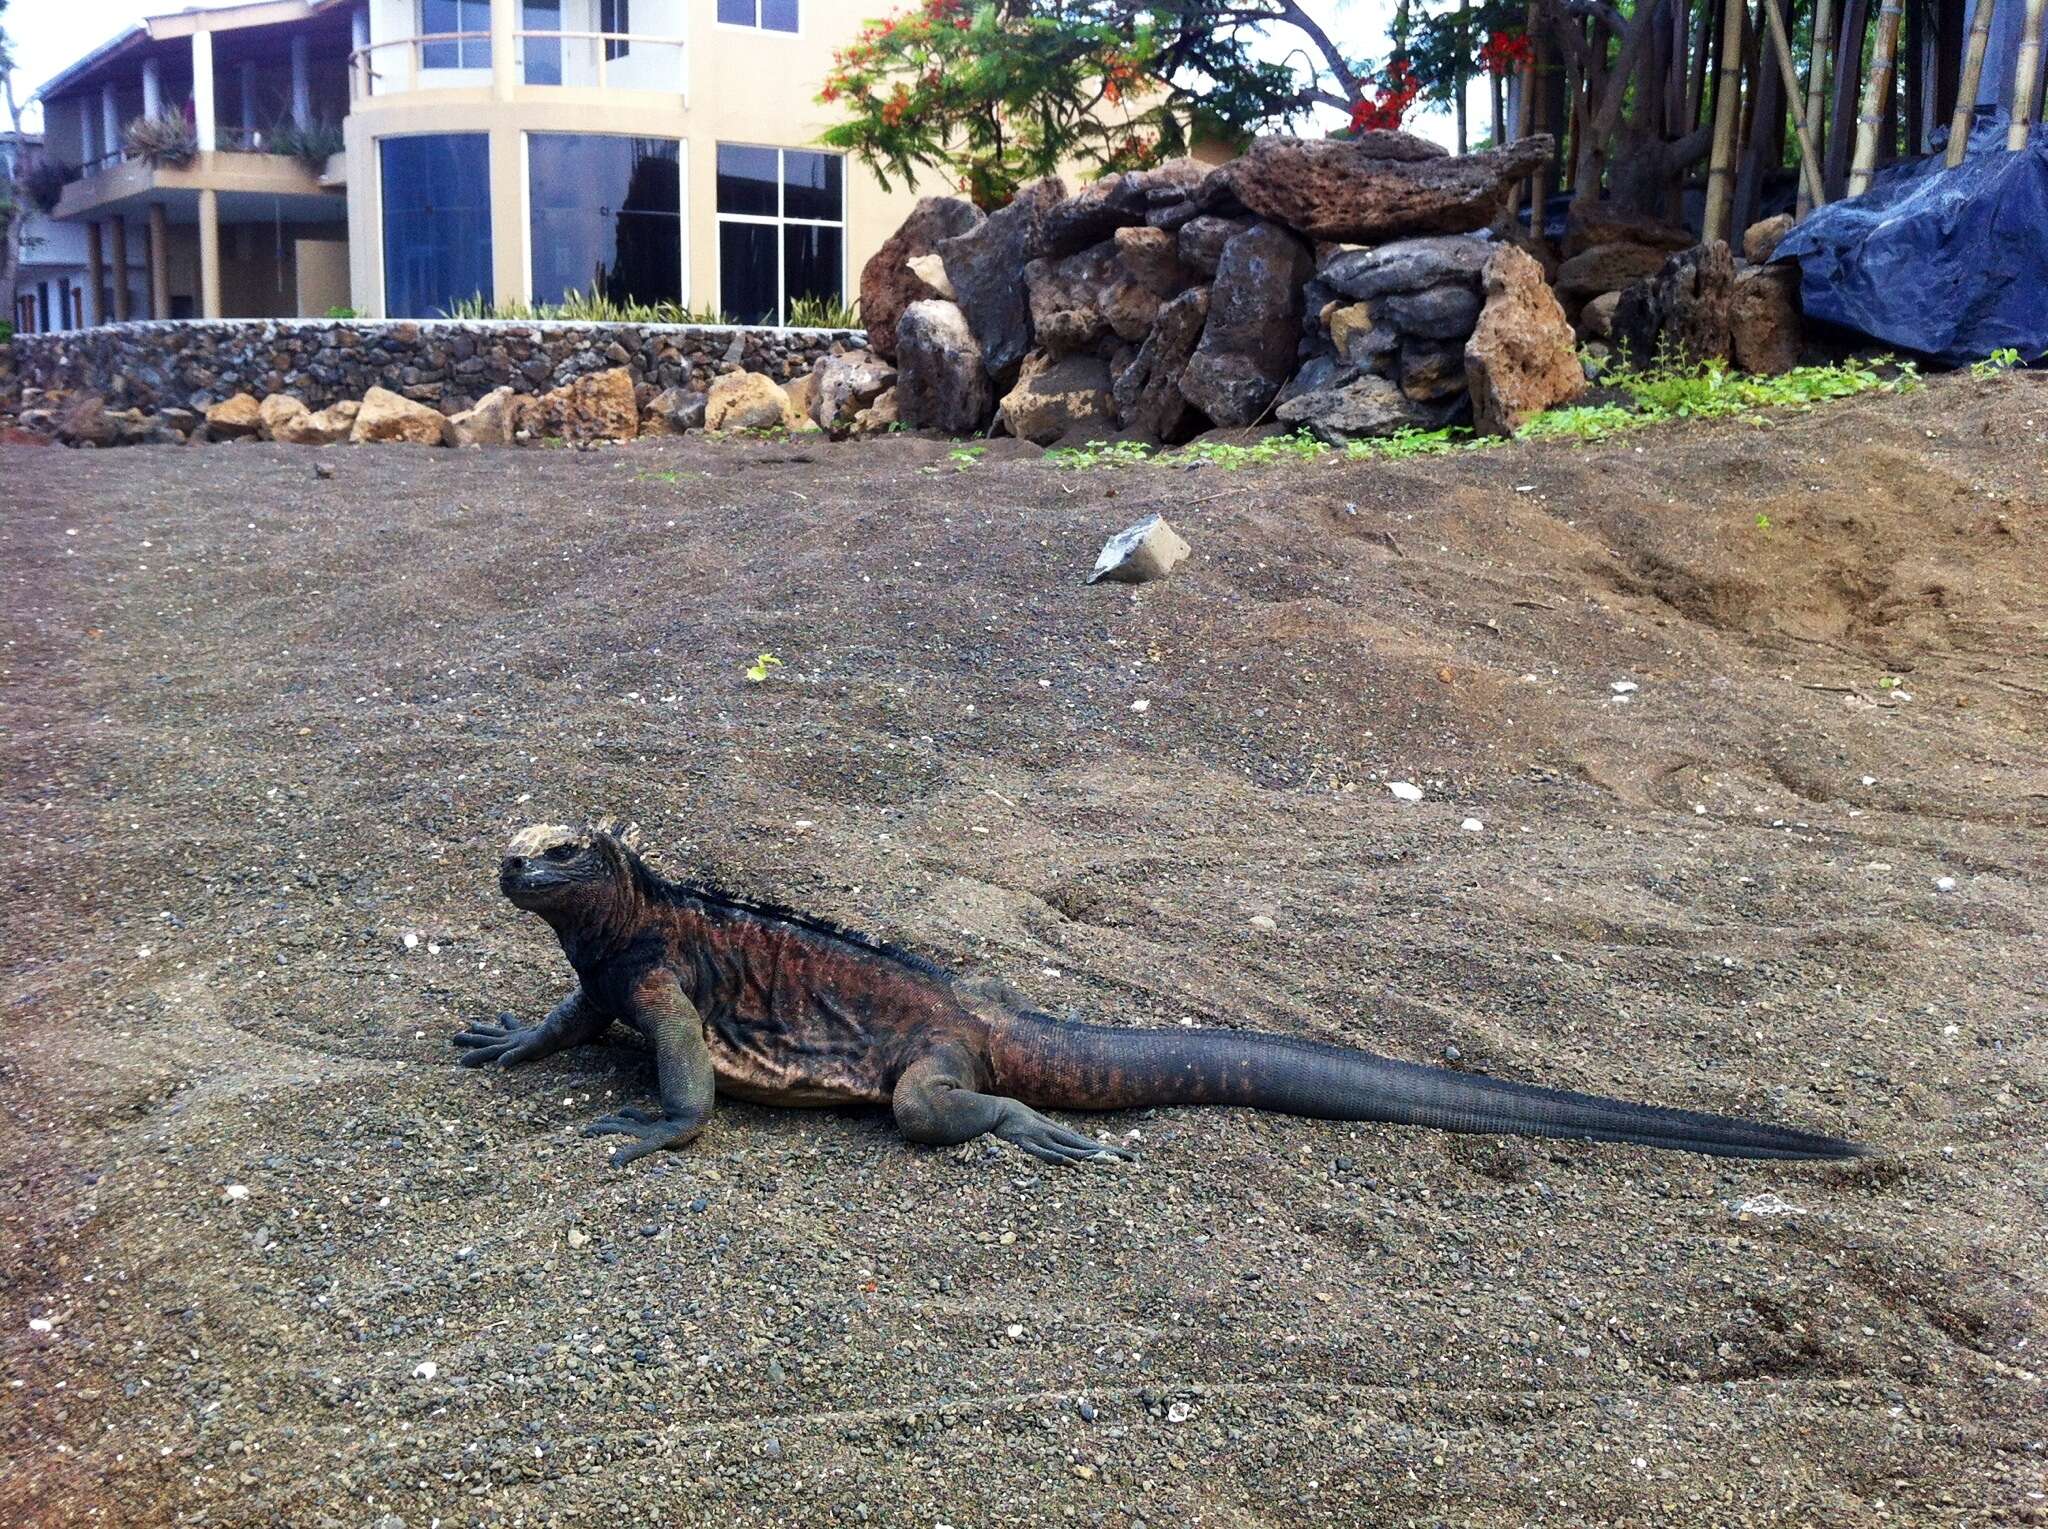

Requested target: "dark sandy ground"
[{"left": 2, "top": 372, "right": 2044, "bottom": 1528}]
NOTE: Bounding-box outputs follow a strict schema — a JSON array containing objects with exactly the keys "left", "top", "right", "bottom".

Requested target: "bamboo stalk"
[
  {"left": 1704, "top": 0, "right": 1749, "bottom": 243},
  {"left": 1764, "top": 0, "right": 1831, "bottom": 206},
  {"left": 1800, "top": 0, "right": 1837, "bottom": 207},
  {"left": 1948, "top": 0, "right": 1996, "bottom": 165},
  {"left": 1848, "top": 0, "right": 1906, "bottom": 195},
  {"left": 2011, "top": 0, "right": 2046, "bottom": 148}
]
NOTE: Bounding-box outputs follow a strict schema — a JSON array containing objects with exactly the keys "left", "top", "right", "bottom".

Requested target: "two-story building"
[{"left": 29, "top": 0, "right": 948, "bottom": 323}]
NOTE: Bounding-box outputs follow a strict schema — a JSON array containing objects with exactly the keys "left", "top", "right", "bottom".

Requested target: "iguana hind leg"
[
  {"left": 452, "top": 986, "right": 610, "bottom": 1069},
  {"left": 892, "top": 1051, "right": 1133, "bottom": 1167}
]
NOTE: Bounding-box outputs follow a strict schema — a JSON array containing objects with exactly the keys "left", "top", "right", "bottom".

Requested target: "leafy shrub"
[
  {"left": 269, "top": 118, "right": 345, "bottom": 169},
  {"left": 22, "top": 157, "right": 77, "bottom": 214},
  {"left": 124, "top": 113, "right": 198, "bottom": 167}
]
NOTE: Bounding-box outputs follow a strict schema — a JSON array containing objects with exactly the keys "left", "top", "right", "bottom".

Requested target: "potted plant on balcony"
[
  {"left": 23, "top": 156, "right": 75, "bottom": 213},
  {"left": 269, "top": 117, "right": 345, "bottom": 170},
  {"left": 125, "top": 111, "right": 199, "bottom": 168}
]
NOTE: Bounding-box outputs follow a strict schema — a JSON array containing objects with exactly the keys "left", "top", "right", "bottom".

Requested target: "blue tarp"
[{"left": 1773, "top": 141, "right": 2048, "bottom": 366}]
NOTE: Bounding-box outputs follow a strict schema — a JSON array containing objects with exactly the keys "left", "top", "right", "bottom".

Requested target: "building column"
[
  {"left": 148, "top": 204, "right": 172, "bottom": 319},
  {"left": 351, "top": 4, "right": 371, "bottom": 99},
  {"left": 291, "top": 34, "right": 312, "bottom": 125},
  {"left": 242, "top": 60, "right": 258, "bottom": 139},
  {"left": 490, "top": 0, "right": 515, "bottom": 100},
  {"left": 86, "top": 222, "right": 105, "bottom": 325},
  {"left": 109, "top": 218, "right": 131, "bottom": 321},
  {"left": 198, "top": 189, "right": 223, "bottom": 319},
  {"left": 192, "top": 30, "right": 217, "bottom": 153},
  {"left": 143, "top": 57, "right": 163, "bottom": 118},
  {"left": 80, "top": 96, "right": 97, "bottom": 164},
  {"left": 101, "top": 83, "right": 120, "bottom": 157}
]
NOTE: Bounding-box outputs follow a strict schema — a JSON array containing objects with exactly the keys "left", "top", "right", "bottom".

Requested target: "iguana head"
[{"left": 499, "top": 818, "right": 650, "bottom": 927}]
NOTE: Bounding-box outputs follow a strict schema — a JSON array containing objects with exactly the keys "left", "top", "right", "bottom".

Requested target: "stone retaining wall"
[{"left": 7, "top": 318, "right": 867, "bottom": 416}]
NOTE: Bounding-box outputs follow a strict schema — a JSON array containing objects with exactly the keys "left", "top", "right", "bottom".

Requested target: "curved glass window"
[
  {"left": 528, "top": 135, "right": 683, "bottom": 308},
  {"left": 379, "top": 134, "right": 493, "bottom": 317}
]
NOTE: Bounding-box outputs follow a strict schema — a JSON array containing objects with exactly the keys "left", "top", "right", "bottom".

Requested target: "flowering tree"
[{"left": 819, "top": 0, "right": 1378, "bottom": 208}]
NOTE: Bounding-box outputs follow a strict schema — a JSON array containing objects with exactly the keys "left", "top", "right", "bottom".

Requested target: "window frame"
[
  {"left": 713, "top": 0, "right": 800, "bottom": 37},
  {"left": 420, "top": 0, "right": 493, "bottom": 71},
  {"left": 713, "top": 143, "right": 845, "bottom": 327},
  {"left": 521, "top": 129, "right": 688, "bottom": 310},
  {"left": 600, "top": 0, "right": 631, "bottom": 60}
]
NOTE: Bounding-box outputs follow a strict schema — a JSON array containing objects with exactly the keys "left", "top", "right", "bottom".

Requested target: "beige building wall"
[
  {"left": 296, "top": 237, "right": 353, "bottom": 313},
  {"left": 344, "top": 0, "right": 953, "bottom": 318}
]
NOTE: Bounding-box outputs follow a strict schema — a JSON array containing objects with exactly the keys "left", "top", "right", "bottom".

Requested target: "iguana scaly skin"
[{"left": 457, "top": 820, "right": 1867, "bottom": 1167}]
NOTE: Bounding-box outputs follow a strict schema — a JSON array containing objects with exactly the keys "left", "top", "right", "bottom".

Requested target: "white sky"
[{"left": 4, "top": 0, "right": 1485, "bottom": 147}]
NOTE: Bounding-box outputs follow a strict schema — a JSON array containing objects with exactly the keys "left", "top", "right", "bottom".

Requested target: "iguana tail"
[{"left": 988, "top": 1015, "right": 1863, "bottom": 1161}]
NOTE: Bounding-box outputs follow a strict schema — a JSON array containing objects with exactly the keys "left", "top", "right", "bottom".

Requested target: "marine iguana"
[{"left": 457, "top": 819, "right": 1866, "bottom": 1168}]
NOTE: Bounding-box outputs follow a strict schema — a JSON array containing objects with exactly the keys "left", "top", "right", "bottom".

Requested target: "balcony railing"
[{"left": 349, "top": 31, "right": 686, "bottom": 100}]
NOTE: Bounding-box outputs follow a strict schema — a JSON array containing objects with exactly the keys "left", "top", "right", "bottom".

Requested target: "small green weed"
[
  {"left": 745, "top": 653, "right": 785, "bottom": 683},
  {"left": 1971, "top": 347, "right": 2023, "bottom": 378}
]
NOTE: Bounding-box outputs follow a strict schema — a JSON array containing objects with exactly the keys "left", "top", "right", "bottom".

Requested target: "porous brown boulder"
[
  {"left": 1178, "top": 222, "right": 1312, "bottom": 427},
  {"left": 274, "top": 399, "right": 358, "bottom": 445},
  {"left": 937, "top": 177, "right": 1067, "bottom": 378},
  {"left": 1731, "top": 264, "right": 1802, "bottom": 375},
  {"left": 1553, "top": 241, "right": 1674, "bottom": 306},
  {"left": 1563, "top": 202, "right": 1695, "bottom": 258},
  {"left": 1025, "top": 240, "right": 1164, "bottom": 354},
  {"left": 204, "top": 393, "right": 264, "bottom": 440},
  {"left": 1112, "top": 285, "right": 1210, "bottom": 441},
  {"left": 999, "top": 351, "right": 1115, "bottom": 444},
  {"left": 350, "top": 386, "right": 449, "bottom": 445},
  {"left": 895, "top": 299, "right": 994, "bottom": 434},
  {"left": 446, "top": 387, "right": 520, "bottom": 447},
  {"left": 1743, "top": 213, "right": 1796, "bottom": 265},
  {"left": 859, "top": 196, "right": 985, "bottom": 362},
  {"left": 704, "top": 370, "right": 795, "bottom": 432},
  {"left": 1464, "top": 245, "right": 1586, "bottom": 436},
  {"left": 531, "top": 366, "right": 640, "bottom": 441},
  {"left": 1201, "top": 133, "right": 1553, "bottom": 244},
  {"left": 257, "top": 393, "right": 310, "bottom": 440}
]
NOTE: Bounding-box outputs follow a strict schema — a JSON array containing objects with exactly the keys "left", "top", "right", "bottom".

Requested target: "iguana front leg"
[
  {"left": 893, "top": 1048, "right": 1134, "bottom": 1167},
  {"left": 582, "top": 971, "right": 716, "bottom": 1166},
  {"left": 452, "top": 985, "right": 611, "bottom": 1068}
]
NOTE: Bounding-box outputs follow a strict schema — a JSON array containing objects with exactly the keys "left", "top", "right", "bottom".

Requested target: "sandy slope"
[{"left": 2, "top": 372, "right": 2043, "bottom": 1527}]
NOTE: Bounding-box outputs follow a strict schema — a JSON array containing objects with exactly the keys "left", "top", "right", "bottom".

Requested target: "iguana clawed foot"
[
  {"left": 451, "top": 1013, "right": 553, "bottom": 1068},
  {"left": 582, "top": 1106, "right": 706, "bottom": 1166},
  {"left": 994, "top": 1104, "right": 1135, "bottom": 1167}
]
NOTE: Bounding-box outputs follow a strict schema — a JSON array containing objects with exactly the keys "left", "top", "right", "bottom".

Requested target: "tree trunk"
[
  {"left": 2012, "top": 0, "right": 2046, "bottom": 147},
  {"left": 1492, "top": 70, "right": 1506, "bottom": 146},
  {"left": 1905, "top": 0, "right": 1924, "bottom": 153},
  {"left": 1948, "top": 0, "right": 1996, "bottom": 163},
  {"left": 1764, "top": 0, "right": 1832, "bottom": 205},
  {"left": 1934, "top": 0, "right": 1966, "bottom": 123},
  {"left": 1802, "top": 0, "right": 1838, "bottom": 211},
  {"left": 1736, "top": 0, "right": 1784, "bottom": 232},
  {"left": 1826, "top": 0, "right": 1874, "bottom": 197},
  {"left": 1705, "top": 0, "right": 1749, "bottom": 242},
  {"left": 1849, "top": 0, "right": 1906, "bottom": 193},
  {"left": 1688, "top": 0, "right": 1716, "bottom": 127},
  {"left": 1456, "top": 0, "right": 1472, "bottom": 152}
]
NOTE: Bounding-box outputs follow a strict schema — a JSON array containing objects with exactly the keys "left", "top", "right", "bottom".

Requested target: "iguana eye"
[{"left": 543, "top": 844, "right": 578, "bottom": 862}]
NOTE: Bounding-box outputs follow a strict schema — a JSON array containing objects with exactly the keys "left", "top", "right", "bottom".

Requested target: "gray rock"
[
  {"left": 895, "top": 300, "right": 994, "bottom": 434},
  {"left": 1178, "top": 223, "right": 1312, "bottom": 427},
  {"left": 1398, "top": 337, "right": 1468, "bottom": 402},
  {"left": 1320, "top": 235, "right": 1494, "bottom": 300},
  {"left": 999, "top": 351, "right": 1114, "bottom": 445},
  {"left": 1274, "top": 353, "right": 1361, "bottom": 409},
  {"left": 1274, "top": 372, "right": 1439, "bottom": 442},
  {"left": 937, "top": 178, "right": 1067, "bottom": 378},
  {"left": 813, "top": 350, "right": 897, "bottom": 432},
  {"left": 1176, "top": 215, "right": 1252, "bottom": 278},
  {"left": 1089, "top": 514, "right": 1191, "bottom": 584},
  {"left": 1112, "top": 285, "right": 1211, "bottom": 440},
  {"left": 1378, "top": 285, "right": 1483, "bottom": 340}
]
